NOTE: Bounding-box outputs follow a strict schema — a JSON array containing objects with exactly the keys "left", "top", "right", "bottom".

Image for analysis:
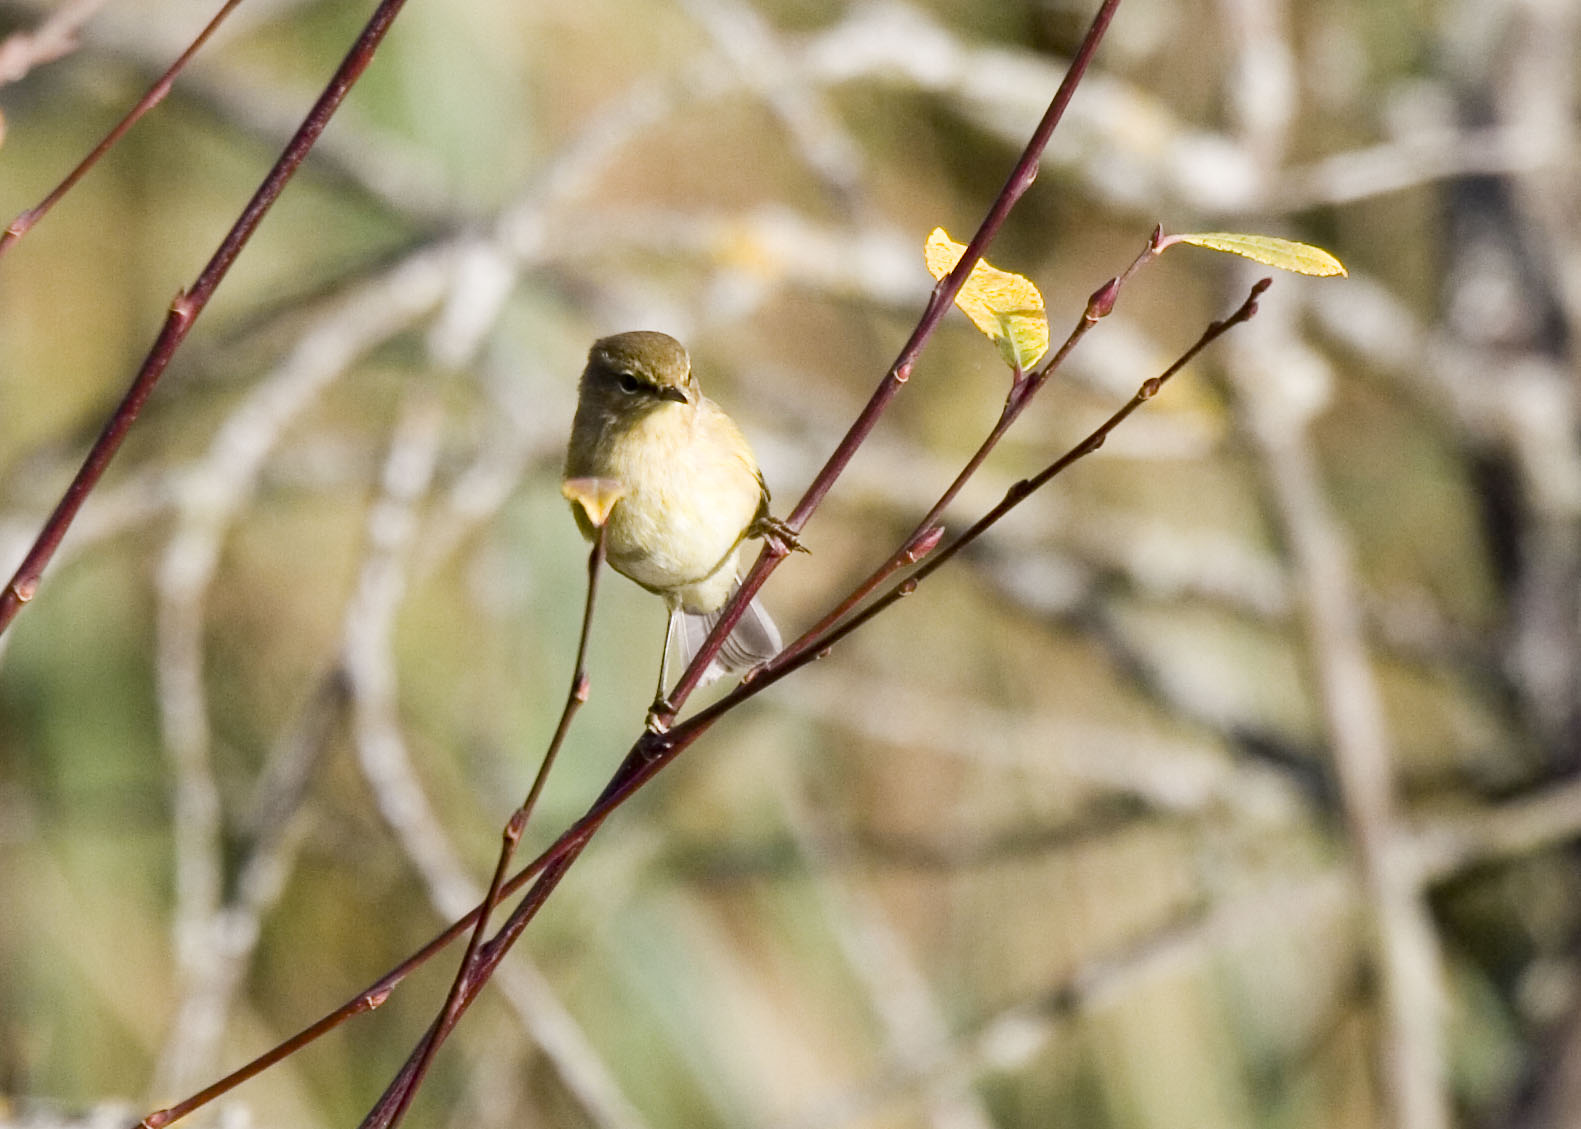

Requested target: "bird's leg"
[
  {"left": 751, "top": 513, "right": 808, "bottom": 556},
  {"left": 646, "top": 607, "right": 679, "bottom": 732}
]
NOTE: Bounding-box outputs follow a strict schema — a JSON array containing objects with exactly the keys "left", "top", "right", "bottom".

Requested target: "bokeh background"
[{"left": 2, "top": 0, "right": 1580, "bottom": 1127}]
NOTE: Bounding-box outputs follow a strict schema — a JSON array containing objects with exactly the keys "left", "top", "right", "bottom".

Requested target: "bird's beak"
[{"left": 658, "top": 386, "right": 689, "bottom": 405}]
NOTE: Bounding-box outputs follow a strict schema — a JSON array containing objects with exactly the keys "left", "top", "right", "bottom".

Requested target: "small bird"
[{"left": 564, "top": 331, "right": 790, "bottom": 712}]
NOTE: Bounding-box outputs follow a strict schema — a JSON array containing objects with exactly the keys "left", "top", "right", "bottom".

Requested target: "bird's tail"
[{"left": 680, "top": 584, "right": 782, "bottom": 688}]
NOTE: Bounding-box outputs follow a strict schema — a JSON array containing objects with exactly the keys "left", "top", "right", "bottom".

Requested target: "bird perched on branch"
[{"left": 564, "top": 331, "right": 795, "bottom": 716}]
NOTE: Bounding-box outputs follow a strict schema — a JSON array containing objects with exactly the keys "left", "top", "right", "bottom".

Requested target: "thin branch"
[
  {"left": 358, "top": 7, "right": 1132, "bottom": 1109},
  {"left": 145, "top": 245, "right": 454, "bottom": 1096},
  {"left": 0, "top": 0, "right": 245, "bottom": 260},
  {"left": 0, "top": 0, "right": 105, "bottom": 86},
  {"left": 379, "top": 523, "right": 610, "bottom": 1128},
  {"left": 0, "top": 0, "right": 415, "bottom": 637},
  {"left": 1228, "top": 295, "right": 1451, "bottom": 1129},
  {"left": 138, "top": 716, "right": 669, "bottom": 1129},
  {"left": 143, "top": 5, "right": 1164, "bottom": 1119},
  {"left": 766, "top": 231, "right": 1159, "bottom": 676}
]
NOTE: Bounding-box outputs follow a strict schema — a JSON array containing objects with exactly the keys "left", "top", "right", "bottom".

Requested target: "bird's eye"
[{"left": 616, "top": 373, "right": 643, "bottom": 395}]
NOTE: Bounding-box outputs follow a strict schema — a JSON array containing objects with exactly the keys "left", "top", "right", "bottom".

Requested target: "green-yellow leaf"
[
  {"left": 925, "top": 228, "right": 1049, "bottom": 369},
  {"left": 1170, "top": 233, "right": 1347, "bottom": 277}
]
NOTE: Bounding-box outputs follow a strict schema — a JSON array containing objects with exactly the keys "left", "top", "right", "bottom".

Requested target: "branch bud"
[{"left": 1086, "top": 277, "right": 1120, "bottom": 320}]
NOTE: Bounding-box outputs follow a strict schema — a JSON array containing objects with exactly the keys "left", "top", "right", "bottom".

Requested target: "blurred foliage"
[{"left": 2, "top": 1, "right": 1580, "bottom": 1128}]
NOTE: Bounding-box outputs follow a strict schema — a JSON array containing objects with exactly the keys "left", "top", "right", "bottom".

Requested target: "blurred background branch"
[{"left": 3, "top": 1, "right": 1580, "bottom": 1128}]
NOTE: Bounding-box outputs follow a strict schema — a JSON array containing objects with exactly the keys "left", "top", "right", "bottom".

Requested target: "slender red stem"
[
  {"left": 0, "top": 0, "right": 247, "bottom": 261},
  {"left": 767, "top": 229, "right": 1164, "bottom": 675},
  {"left": 0, "top": 0, "right": 413, "bottom": 638},
  {"left": 373, "top": 528, "right": 608, "bottom": 1128}
]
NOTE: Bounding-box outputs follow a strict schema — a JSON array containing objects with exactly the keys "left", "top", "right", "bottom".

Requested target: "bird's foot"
[
  {"left": 753, "top": 514, "right": 808, "bottom": 556},
  {"left": 645, "top": 697, "right": 673, "bottom": 735}
]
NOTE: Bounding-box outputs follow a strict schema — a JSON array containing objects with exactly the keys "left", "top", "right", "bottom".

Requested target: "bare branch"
[{"left": 0, "top": 0, "right": 418, "bottom": 637}]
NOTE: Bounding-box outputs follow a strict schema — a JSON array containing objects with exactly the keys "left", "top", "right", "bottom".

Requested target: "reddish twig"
[
  {"left": 0, "top": 0, "right": 246, "bottom": 262},
  {"left": 0, "top": 0, "right": 414, "bottom": 639},
  {"left": 137, "top": 841, "right": 556, "bottom": 1129},
  {"left": 374, "top": 524, "right": 609, "bottom": 1128},
  {"left": 650, "top": 0, "right": 1125, "bottom": 727},
  {"left": 765, "top": 226, "right": 1165, "bottom": 676}
]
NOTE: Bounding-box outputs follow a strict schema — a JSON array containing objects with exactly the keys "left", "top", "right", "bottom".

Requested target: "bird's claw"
[
  {"left": 645, "top": 698, "right": 673, "bottom": 735},
  {"left": 754, "top": 514, "right": 808, "bottom": 556}
]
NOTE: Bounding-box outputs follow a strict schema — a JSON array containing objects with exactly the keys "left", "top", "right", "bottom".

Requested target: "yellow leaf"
[
  {"left": 925, "top": 228, "right": 1049, "bottom": 369},
  {"left": 562, "top": 477, "right": 627, "bottom": 528},
  {"left": 1171, "top": 233, "right": 1347, "bottom": 277}
]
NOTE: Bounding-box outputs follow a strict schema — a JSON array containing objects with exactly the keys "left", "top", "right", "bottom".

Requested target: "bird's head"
[{"left": 582, "top": 331, "right": 697, "bottom": 419}]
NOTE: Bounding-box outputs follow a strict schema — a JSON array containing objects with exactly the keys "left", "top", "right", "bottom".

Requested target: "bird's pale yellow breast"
[{"left": 567, "top": 393, "right": 765, "bottom": 612}]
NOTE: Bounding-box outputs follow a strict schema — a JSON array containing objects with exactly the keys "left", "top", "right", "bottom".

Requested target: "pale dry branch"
[
  {"left": 1227, "top": 299, "right": 1451, "bottom": 1129},
  {"left": 0, "top": 1101, "right": 140, "bottom": 1129},
  {"left": 0, "top": 0, "right": 105, "bottom": 86},
  {"left": 1415, "top": 777, "right": 1581, "bottom": 884},
  {"left": 1275, "top": 126, "right": 1576, "bottom": 213},
  {"left": 678, "top": 0, "right": 868, "bottom": 213},
  {"left": 147, "top": 680, "right": 340, "bottom": 1104},
  {"left": 777, "top": 768, "right": 997, "bottom": 1129},
  {"left": 147, "top": 246, "right": 460, "bottom": 1095},
  {"left": 411, "top": 357, "right": 564, "bottom": 583},
  {"left": 1493, "top": 0, "right": 1581, "bottom": 348},
  {"left": 774, "top": 866, "right": 1357, "bottom": 1129},
  {"left": 1489, "top": 0, "right": 1581, "bottom": 760},
  {"left": 1213, "top": 7, "right": 1453, "bottom": 1109},
  {"left": 341, "top": 388, "right": 472, "bottom": 915},
  {"left": 784, "top": 670, "right": 1304, "bottom": 827}
]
